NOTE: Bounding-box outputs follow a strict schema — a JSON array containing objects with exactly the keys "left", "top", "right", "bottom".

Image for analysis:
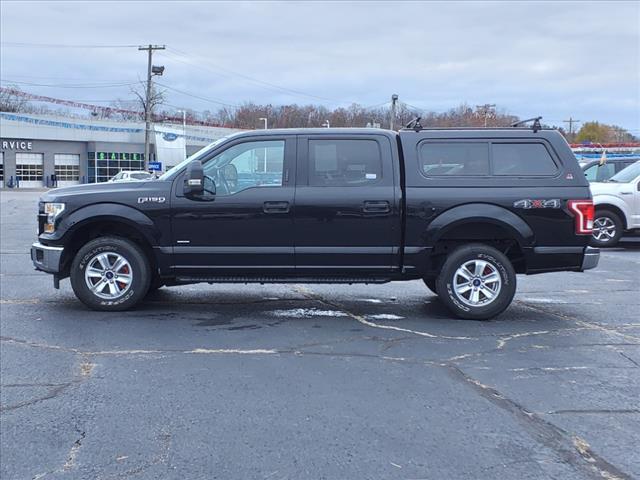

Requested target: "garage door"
[
  {"left": 54, "top": 154, "right": 80, "bottom": 187},
  {"left": 16, "top": 153, "right": 43, "bottom": 188}
]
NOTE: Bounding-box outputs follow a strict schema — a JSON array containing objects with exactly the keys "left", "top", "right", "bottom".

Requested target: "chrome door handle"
[
  {"left": 263, "top": 201, "right": 290, "bottom": 213},
  {"left": 363, "top": 200, "right": 391, "bottom": 213}
]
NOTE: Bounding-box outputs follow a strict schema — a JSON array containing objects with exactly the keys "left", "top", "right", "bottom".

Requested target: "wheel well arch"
[
  {"left": 594, "top": 203, "right": 627, "bottom": 230},
  {"left": 60, "top": 218, "right": 157, "bottom": 277},
  {"left": 430, "top": 221, "right": 527, "bottom": 274}
]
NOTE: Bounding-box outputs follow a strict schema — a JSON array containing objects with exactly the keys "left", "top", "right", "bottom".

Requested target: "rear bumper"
[
  {"left": 526, "top": 245, "right": 599, "bottom": 273},
  {"left": 581, "top": 246, "right": 600, "bottom": 271},
  {"left": 31, "top": 242, "right": 63, "bottom": 273}
]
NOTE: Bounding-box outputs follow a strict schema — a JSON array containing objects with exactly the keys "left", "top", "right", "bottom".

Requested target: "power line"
[
  {"left": 563, "top": 117, "right": 581, "bottom": 137},
  {"left": 476, "top": 103, "right": 497, "bottom": 127},
  {"left": 164, "top": 47, "right": 351, "bottom": 106},
  {"left": 1, "top": 79, "right": 139, "bottom": 89},
  {"left": 155, "top": 82, "right": 239, "bottom": 109},
  {"left": 1, "top": 42, "right": 140, "bottom": 48}
]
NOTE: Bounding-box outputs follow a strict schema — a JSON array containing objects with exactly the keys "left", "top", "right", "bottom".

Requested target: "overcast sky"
[{"left": 1, "top": 1, "right": 639, "bottom": 132}]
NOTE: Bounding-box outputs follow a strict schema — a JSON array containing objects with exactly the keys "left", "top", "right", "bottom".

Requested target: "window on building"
[
  {"left": 203, "top": 140, "right": 285, "bottom": 195},
  {"left": 0, "top": 152, "right": 4, "bottom": 185},
  {"left": 492, "top": 143, "right": 558, "bottom": 176},
  {"left": 309, "top": 139, "right": 382, "bottom": 186},
  {"left": 419, "top": 142, "right": 489, "bottom": 176},
  {"left": 90, "top": 152, "right": 145, "bottom": 183},
  {"left": 16, "top": 153, "right": 44, "bottom": 183}
]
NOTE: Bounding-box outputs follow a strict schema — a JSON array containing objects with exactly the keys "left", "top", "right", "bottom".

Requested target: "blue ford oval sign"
[{"left": 162, "top": 132, "right": 179, "bottom": 142}]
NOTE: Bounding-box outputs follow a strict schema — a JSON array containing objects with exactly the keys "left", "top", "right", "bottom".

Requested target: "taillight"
[{"left": 567, "top": 200, "right": 594, "bottom": 235}]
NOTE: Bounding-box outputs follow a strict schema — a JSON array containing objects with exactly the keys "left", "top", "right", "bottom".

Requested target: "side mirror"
[{"left": 184, "top": 161, "right": 204, "bottom": 196}]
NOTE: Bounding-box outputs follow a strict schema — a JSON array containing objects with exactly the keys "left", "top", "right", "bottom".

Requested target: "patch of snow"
[
  {"left": 268, "top": 308, "right": 348, "bottom": 318},
  {"left": 367, "top": 314, "right": 404, "bottom": 320}
]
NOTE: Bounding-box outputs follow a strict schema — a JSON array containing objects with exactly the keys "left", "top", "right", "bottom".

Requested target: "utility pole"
[
  {"left": 138, "top": 44, "right": 166, "bottom": 169},
  {"left": 563, "top": 117, "right": 580, "bottom": 141},
  {"left": 390, "top": 94, "right": 399, "bottom": 130},
  {"left": 476, "top": 104, "right": 496, "bottom": 127}
]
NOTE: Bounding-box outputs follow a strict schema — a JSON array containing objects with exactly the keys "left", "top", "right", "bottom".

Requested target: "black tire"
[
  {"left": 591, "top": 209, "right": 623, "bottom": 248},
  {"left": 423, "top": 277, "right": 437, "bottom": 295},
  {"left": 70, "top": 236, "right": 151, "bottom": 311},
  {"left": 435, "top": 244, "right": 516, "bottom": 320}
]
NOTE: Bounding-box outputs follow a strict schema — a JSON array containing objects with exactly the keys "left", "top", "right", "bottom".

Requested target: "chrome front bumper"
[
  {"left": 31, "top": 242, "right": 64, "bottom": 273},
  {"left": 581, "top": 246, "right": 600, "bottom": 271}
]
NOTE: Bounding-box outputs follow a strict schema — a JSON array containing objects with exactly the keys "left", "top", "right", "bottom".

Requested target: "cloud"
[{"left": 1, "top": 1, "right": 638, "bottom": 130}]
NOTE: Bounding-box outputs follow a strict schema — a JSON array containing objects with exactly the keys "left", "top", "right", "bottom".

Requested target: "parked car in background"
[
  {"left": 580, "top": 157, "right": 640, "bottom": 183},
  {"left": 109, "top": 171, "right": 154, "bottom": 182},
  {"left": 590, "top": 161, "right": 640, "bottom": 247}
]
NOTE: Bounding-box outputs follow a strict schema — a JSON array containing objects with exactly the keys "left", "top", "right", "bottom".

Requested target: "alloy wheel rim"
[
  {"left": 593, "top": 217, "right": 616, "bottom": 241},
  {"left": 84, "top": 252, "right": 133, "bottom": 299},
  {"left": 453, "top": 259, "right": 502, "bottom": 307}
]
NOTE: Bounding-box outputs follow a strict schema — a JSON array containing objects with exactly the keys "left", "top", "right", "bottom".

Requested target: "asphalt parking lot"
[{"left": 1, "top": 190, "right": 639, "bottom": 480}]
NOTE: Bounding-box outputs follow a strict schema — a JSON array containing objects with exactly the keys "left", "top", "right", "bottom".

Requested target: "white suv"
[{"left": 589, "top": 161, "right": 640, "bottom": 247}]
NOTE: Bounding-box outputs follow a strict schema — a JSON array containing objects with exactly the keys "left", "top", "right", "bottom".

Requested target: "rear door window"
[
  {"left": 419, "top": 142, "right": 489, "bottom": 176},
  {"left": 309, "top": 139, "right": 382, "bottom": 186},
  {"left": 492, "top": 143, "right": 558, "bottom": 176}
]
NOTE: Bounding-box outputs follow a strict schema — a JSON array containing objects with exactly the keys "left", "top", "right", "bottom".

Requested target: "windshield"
[
  {"left": 608, "top": 161, "right": 640, "bottom": 183},
  {"left": 158, "top": 134, "right": 237, "bottom": 180}
]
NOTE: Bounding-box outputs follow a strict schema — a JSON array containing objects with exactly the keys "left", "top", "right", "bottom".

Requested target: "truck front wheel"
[
  {"left": 70, "top": 237, "right": 151, "bottom": 311},
  {"left": 436, "top": 244, "right": 516, "bottom": 320}
]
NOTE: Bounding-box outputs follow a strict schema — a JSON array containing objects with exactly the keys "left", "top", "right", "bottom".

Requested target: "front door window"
[{"left": 203, "top": 140, "right": 285, "bottom": 196}]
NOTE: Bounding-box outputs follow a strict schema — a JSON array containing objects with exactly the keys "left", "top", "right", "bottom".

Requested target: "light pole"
[
  {"left": 178, "top": 110, "right": 187, "bottom": 158},
  {"left": 323, "top": 120, "right": 330, "bottom": 128},
  {"left": 390, "top": 94, "right": 398, "bottom": 131},
  {"left": 258, "top": 117, "right": 268, "bottom": 172},
  {"left": 138, "top": 44, "right": 165, "bottom": 169}
]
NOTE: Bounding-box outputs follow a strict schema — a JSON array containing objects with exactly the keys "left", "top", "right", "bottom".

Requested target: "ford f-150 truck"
[{"left": 31, "top": 121, "right": 599, "bottom": 319}]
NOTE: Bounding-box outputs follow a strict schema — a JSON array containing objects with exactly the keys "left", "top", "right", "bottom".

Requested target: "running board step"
[{"left": 175, "top": 276, "right": 392, "bottom": 284}]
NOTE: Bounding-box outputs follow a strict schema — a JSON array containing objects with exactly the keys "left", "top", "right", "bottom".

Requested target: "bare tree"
[
  {"left": 0, "top": 85, "right": 29, "bottom": 112},
  {"left": 130, "top": 81, "right": 167, "bottom": 121}
]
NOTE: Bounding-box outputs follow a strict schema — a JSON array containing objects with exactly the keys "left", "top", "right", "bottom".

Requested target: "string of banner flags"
[
  {"left": 0, "top": 112, "right": 217, "bottom": 143},
  {"left": 0, "top": 87, "right": 226, "bottom": 129}
]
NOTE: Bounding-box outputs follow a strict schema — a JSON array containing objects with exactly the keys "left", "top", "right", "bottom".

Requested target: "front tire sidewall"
[
  {"left": 71, "top": 237, "right": 150, "bottom": 311},
  {"left": 591, "top": 210, "right": 623, "bottom": 248},
  {"left": 436, "top": 245, "right": 516, "bottom": 320}
]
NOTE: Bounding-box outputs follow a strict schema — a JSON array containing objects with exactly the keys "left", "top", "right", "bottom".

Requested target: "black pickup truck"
[{"left": 31, "top": 123, "right": 599, "bottom": 319}]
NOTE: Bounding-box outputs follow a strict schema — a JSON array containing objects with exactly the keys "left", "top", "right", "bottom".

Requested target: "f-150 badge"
[
  {"left": 138, "top": 196, "right": 166, "bottom": 204},
  {"left": 513, "top": 199, "right": 561, "bottom": 209}
]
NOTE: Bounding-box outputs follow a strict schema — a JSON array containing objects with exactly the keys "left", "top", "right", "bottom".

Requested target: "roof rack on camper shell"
[{"left": 402, "top": 116, "right": 546, "bottom": 133}]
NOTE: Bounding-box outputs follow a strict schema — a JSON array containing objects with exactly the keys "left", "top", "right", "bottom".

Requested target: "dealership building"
[{"left": 0, "top": 112, "right": 239, "bottom": 188}]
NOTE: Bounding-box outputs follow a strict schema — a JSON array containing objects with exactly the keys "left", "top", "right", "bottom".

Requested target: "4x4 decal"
[{"left": 513, "top": 199, "right": 561, "bottom": 209}]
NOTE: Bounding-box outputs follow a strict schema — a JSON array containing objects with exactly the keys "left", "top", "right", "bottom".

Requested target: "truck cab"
[{"left": 31, "top": 126, "right": 598, "bottom": 320}]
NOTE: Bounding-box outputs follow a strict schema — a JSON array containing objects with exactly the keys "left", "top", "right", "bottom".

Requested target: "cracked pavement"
[{"left": 1, "top": 190, "right": 639, "bottom": 479}]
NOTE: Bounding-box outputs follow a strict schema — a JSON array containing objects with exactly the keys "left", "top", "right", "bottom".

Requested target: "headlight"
[{"left": 43, "top": 203, "right": 65, "bottom": 233}]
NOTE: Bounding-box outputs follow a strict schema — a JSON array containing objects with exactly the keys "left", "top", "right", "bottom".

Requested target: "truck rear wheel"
[
  {"left": 70, "top": 236, "right": 151, "bottom": 311},
  {"left": 436, "top": 244, "right": 516, "bottom": 320}
]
